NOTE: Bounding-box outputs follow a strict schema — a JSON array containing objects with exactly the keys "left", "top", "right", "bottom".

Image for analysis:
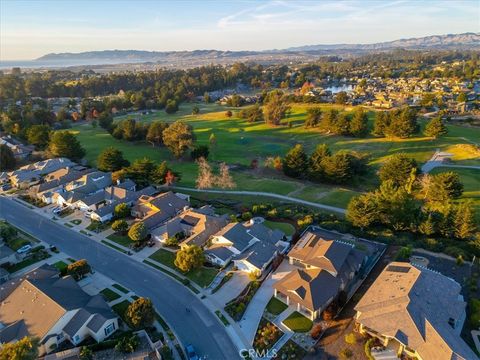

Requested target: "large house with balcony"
[
  {"left": 354, "top": 262, "right": 478, "bottom": 360},
  {"left": 0, "top": 265, "right": 118, "bottom": 356},
  {"left": 273, "top": 231, "right": 365, "bottom": 320}
]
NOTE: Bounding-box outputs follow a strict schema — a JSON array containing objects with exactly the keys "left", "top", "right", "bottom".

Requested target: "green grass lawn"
[
  {"left": 263, "top": 221, "right": 295, "bottom": 236},
  {"left": 106, "top": 233, "right": 133, "bottom": 248},
  {"left": 265, "top": 296, "right": 288, "bottom": 315},
  {"left": 7, "top": 237, "right": 30, "bottom": 251},
  {"left": 112, "top": 283, "right": 129, "bottom": 294},
  {"left": 112, "top": 300, "right": 131, "bottom": 322},
  {"left": 52, "top": 260, "right": 68, "bottom": 273},
  {"left": 71, "top": 102, "right": 480, "bottom": 204},
  {"left": 101, "top": 240, "right": 127, "bottom": 253},
  {"left": 148, "top": 249, "right": 218, "bottom": 287},
  {"left": 100, "top": 288, "right": 121, "bottom": 302},
  {"left": 282, "top": 311, "right": 313, "bottom": 332}
]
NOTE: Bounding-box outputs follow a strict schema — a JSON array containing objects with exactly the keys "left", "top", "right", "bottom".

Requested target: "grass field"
[
  {"left": 71, "top": 102, "right": 480, "bottom": 207},
  {"left": 112, "top": 300, "right": 131, "bottom": 323}
]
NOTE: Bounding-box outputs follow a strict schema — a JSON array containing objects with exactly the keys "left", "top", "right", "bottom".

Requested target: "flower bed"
[
  {"left": 224, "top": 281, "right": 260, "bottom": 321},
  {"left": 253, "top": 317, "right": 283, "bottom": 353}
]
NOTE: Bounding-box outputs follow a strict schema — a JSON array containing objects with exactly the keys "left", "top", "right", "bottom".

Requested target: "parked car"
[
  {"left": 0, "top": 184, "right": 12, "bottom": 191},
  {"left": 185, "top": 344, "right": 199, "bottom": 360},
  {"left": 17, "top": 244, "right": 32, "bottom": 254},
  {"left": 52, "top": 207, "right": 62, "bottom": 214}
]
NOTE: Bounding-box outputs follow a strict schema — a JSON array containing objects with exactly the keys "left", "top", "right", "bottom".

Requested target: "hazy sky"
[{"left": 1, "top": 0, "right": 478, "bottom": 60}]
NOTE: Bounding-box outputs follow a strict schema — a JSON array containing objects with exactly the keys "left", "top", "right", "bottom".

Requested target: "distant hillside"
[
  {"left": 285, "top": 32, "right": 480, "bottom": 51},
  {"left": 35, "top": 33, "right": 479, "bottom": 66}
]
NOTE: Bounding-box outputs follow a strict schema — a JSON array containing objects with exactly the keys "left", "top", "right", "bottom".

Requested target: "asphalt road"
[{"left": 0, "top": 196, "right": 240, "bottom": 360}]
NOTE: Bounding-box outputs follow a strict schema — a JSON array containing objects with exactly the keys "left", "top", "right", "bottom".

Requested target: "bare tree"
[
  {"left": 195, "top": 157, "right": 215, "bottom": 189},
  {"left": 216, "top": 162, "right": 236, "bottom": 189}
]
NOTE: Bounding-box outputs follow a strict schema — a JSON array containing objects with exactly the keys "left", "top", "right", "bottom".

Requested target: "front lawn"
[
  {"left": 100, "top": 288, "right": 121, "bottom": 302},
  {"left": 6, "top": 237, "right": 30, "bottom": 251},
  {"left": 265, "top": 296, "right": 288, "bottom": 315},
  {"left": 112, "top": 300, "right": 131, "bottom": 323},
  {"left": 86, "top": 220, "right": 112, "bottom": 233},
  {"left": 263, "top": 220, "right": 295, "bottom": 236},
  {"left": 70, "top": 219, "right": 82, "bottom": 225},
  {"left": 107, "top": 233, "right": 133, "bottom": 248},
  {"left": 5, "top": 249, "right": 51, "bottom": 273},
  {"left": 282, "top": 311, "right": 313, "bottom": 332},
  {"left": 52, "top": 261, "right": 68, "bottom": 273},
  {"left": 148, "top": 249, "right": 218, "bottom": 287}
]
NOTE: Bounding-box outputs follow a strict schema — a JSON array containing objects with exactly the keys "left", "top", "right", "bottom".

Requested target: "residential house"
[
  {"left": 9, "top": 158, "right": 76, "bottom": 189},
  {"left": 0, "top": 135, "right": 34, "bottom": 159},
  {"left": 53, "top": 171, "right": 112, "bottom": 208},
  {"left": 355, "top": 262, "right": 478, "bottom": 360},
  {"left": 87, "top": 185, "right": 157, "bottom": 223},
  {"left": 205, "top": 221, "right": 288, "bottom": 275},
  {"left": 150, "top": 206, "right": 228, "bottom": 247},
  {"left": 273, "top": 231, "right": 365, "bottom": 320},
  {"left": 0, "top": 267, "right": 118, "bottom": 355},
  {"left": 28, "top": 166, "right": 94, "bottom": 204},
  {"left": 131, "top": 191, "right": 190, "bottom": 231}
]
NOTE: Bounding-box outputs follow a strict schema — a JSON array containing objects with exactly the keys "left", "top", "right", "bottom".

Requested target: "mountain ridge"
[{"left": 36, "top": 32, "right": 479, "bottom": 61}]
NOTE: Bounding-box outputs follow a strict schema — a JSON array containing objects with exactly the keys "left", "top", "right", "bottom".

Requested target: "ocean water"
[{"left": 0, "top": 58, "right": 148, "bottom": 70}]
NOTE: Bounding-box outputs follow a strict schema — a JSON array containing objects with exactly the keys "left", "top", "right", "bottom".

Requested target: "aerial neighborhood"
[{"left": 0, "top": 3, "right": 479, "bottom": 359}]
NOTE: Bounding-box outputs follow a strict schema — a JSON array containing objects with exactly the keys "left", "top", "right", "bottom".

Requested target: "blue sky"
[{"left": 1, "top": 0, "right": 478, "bottom": 60}]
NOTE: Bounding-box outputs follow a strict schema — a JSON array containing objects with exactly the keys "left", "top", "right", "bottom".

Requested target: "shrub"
[
  {"left": 345, "top": 333, "right": 357, "bottom": 345},
  {"left": 115, "top": 334, "right": 139, "bottom": 354},
  {"left": 67, "top": 259, "right": 91, "bottom": 280},
  {"left": 310, "top": 323, "right": 323, "bottom": 339},
  {"left": 340, "top": 348, "right": 353, "bottom": 359}
]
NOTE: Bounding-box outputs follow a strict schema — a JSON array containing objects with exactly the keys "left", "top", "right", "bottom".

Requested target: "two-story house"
[{"left": 273, "top": 231, "right": 365, "bottom": 320}]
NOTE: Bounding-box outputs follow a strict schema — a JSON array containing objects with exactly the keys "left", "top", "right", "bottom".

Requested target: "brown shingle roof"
[{"left": 355, "top": 262, "right": 478, "bottom": 360}]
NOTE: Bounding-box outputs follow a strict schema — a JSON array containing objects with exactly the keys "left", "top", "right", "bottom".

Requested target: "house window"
[
  {"left": 448, "top": 317, "right": 456, "bottom": 328},
  {"left": 104, "top": 322, "right": 115, "bottom": 336}
]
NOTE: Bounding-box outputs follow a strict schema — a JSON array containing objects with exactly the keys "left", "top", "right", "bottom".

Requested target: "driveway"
[
  {"left": 0, "top": 197, "right": 240, "bottom": 360},
  {"left": 239, "top": 261, "right": 294, "bottom": 344},
  {"left": 212, "top": 272, "right": 250, "bottom": 306}
]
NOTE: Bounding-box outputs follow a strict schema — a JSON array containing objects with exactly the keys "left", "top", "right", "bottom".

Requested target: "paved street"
[{"left": 0, "top": 196, "right": 240, "bottom": 360}]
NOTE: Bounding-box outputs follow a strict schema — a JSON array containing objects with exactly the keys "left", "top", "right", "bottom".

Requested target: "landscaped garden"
[
  {"left": 282, "top": 311, "right": 313, "bottom": 332},
  {"left": 148, "top": 248, "right": 218, "bottom": 288},
  {"left": 253, "top": 317, "right": 284, "bottom": 353},
  {"left": 224, "top": 281, "right": 260, "bottom": 321},
  {"left": 87, "top": 220, "right": 112, "bottom": 233},
  {"left": 275, "top": 339, "right": 307, "bottom": 359},
  {"left": 265, "top": 296, "right": 288, "bottom": 316}
]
